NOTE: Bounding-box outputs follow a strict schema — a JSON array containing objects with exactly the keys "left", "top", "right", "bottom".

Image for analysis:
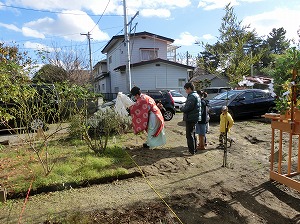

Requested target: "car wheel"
[{"left": 163, "top": 109, "right": 173, "bottom": 121}]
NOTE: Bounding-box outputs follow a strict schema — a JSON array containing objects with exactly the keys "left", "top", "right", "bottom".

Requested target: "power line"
[
  {"left": 0, "top": 3, "right": 122, "bottom": 17},
  {"left": 89, "top": 0, "right": 111, "bottom": 33},
  {"left": 3, "top": 24, "right": 123, "bottom": 45},
  {"left": 81, "top": 32, "right": 93, "bottom": 78},
  {"left": 92, "top": 28, "right": 124, "bottom": 54},
  {"left": 16, "top": 40, "right": 106, "bottom": 51}
]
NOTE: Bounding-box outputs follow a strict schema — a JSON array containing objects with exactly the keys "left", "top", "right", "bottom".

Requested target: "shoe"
[
  {"left": 143, "top": 143, "right": 150, "bottom": 148},
  {"left": 190, "top": 150, "right": 196, "bottom": 155},
  {"left": 196, "top": 145, "right": 206, "bottom": 150},
  {"left": 183, "top": 151, "right": 195, "bottom": 156},
  {"left": 229, "top": 139, "right": 234, "bottom": 147}
]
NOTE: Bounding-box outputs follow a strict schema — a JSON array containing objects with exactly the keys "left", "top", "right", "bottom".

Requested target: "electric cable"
[
  {"left": 0, "top": 3, "right": 122, "bottom": 17},
  {"left": 89, "top": 0, "right": 111, "bottom": 33}
]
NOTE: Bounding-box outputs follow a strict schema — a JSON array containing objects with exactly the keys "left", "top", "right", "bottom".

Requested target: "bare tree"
[{"left": 37, "top": 43, "right": 91, "bottom": 85}]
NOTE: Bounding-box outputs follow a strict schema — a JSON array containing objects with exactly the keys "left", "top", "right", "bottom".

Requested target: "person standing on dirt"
[
  {"left": 195, "top": 90, "right": 209, "bottom": 150},
  {"left": 217, "top": 106, "right": 234, "bottom": 149},
  {"left": 180, "top": 82, "right": 201, "bottom": 155},
  {"left": 129, "top": 86, "right": 166, "bottom": 149},
  {"left": 203, "top": 91, "right": 210, "bottom": 134}
]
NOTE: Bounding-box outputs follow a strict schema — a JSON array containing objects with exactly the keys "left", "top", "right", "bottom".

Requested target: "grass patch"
[{"left": 0, "top": 138, "right": 133, "bottom": 195}]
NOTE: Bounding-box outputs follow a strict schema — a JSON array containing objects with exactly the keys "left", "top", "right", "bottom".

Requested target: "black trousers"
[{"left": 185, "top": 121, "right": 197, "bottom": 154}]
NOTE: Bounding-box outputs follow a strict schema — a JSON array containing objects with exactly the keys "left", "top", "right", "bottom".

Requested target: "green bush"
[{"left": 82, "top": 108, "right": 132, "bottom": 154}]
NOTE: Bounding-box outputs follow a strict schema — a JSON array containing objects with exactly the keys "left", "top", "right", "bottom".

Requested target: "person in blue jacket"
[{"left": 180, "top": 82, "right": 201, "bottom": 155}]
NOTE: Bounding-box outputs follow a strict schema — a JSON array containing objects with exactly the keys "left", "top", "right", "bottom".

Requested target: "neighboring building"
[
  {"left": 93, "top": 60, "right": 113, "bottom": 100},
  {"left": 191, "top": 74, "right": 230, "bottom": 88},
  {"left": 95, "top": 31, "right": 194, "bottom": 100}
]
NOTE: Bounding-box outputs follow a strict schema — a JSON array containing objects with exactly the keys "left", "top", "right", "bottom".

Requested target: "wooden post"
[
  {"left": 278, "top": 130, "right": 283, "bottom": 174},
  {"left": 270, "top": 128, "right": 275, "bottom": 171},
  {"left": 288, "top": 133, "right": 292, "bottom": 175},
  {"left": 0, "top": 187, "right": 7, "bottom": 203},
  {"left": 298, "top": 136, "right": 300, "bottom": 172}
]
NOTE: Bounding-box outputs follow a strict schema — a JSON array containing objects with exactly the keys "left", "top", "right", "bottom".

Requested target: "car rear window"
[
  {"left": 219, "top": 88, "right": 231, "bottom": 93},
  {"left": 204, "top": 88, "right": 231, "bottom": 94},
  {"left": 205, "top": 89, "right": 219, "bottom": 94},
  {"left": 254, "top": 91, "right": 270, "bottom": 98},
  {"left": 213, "top": 91, "right": 238, "bottom": 100},
  {"left": 148, "top": 92, "right": 163, "bottom": 100}
]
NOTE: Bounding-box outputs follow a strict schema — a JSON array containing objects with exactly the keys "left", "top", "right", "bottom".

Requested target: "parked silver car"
[{"left": 169, "top": 90, "right": 186, "bottom": 111}]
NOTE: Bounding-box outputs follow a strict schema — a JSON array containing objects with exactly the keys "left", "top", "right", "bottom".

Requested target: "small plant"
[
  {"left": 275, "top": 96, "right": 290, "bottom": 115},
  {"left": 82, "top": 108, "right": 132, "bottom": 154}
]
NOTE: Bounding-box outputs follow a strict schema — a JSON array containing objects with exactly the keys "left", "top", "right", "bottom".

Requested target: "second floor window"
[{"left": 140, "top": 48, "right": 158, "bottom": 61}]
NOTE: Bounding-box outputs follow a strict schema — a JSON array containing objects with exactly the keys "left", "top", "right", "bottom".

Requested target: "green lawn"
[{"left": 0, "top": 136, "right": 134, "bottom": 196}]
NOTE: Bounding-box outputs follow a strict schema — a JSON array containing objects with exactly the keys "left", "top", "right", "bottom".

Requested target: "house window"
[
  {"left": 102, "top": 84, "right": 105, "bottom": 91},
  {"left": 109, "top": 56, "right": 112, "bottom": 64},
  {"left": 114, "top": 87, "right": 119, "bottom": 93},
  {"left": 178, "top": 78, "right": 186, "bottom": 87},
  {"left": 140, "top": 48, "right": 158, "bottom": 61}
]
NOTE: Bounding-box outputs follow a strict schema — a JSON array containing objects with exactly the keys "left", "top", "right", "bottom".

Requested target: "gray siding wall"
[
  {"left": 106, "top": 37, "right": 168, "bottom": 70},
  {"left": 210, "top": 77, "right": 229, "bottom": 87},
  {"left": 129, "top": 37, "right": 167, "bottom": 63},
  {"left": 110, "top": 70, "right": 128, "bottom": 93},
  {"left": 95, "top": 77, "right": 111, "bottom": 94},
  {"left": 130, "top": 63, "right": 188, "bottom": 92},
  {"left": 107, "top": 40, "right": 127, "bottom": 72}
]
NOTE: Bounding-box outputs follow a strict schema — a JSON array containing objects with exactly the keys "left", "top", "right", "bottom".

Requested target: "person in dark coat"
[{"left": 180, "top": 82, "right": 201, "bottom": 155}]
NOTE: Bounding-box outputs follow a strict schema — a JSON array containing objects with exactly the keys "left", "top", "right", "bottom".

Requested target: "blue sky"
[{"left": 0, "top": 0, "right": 299, "bottom": 67}]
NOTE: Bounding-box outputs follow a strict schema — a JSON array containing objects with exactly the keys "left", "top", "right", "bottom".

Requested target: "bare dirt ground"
[{"left": 0, "top": 113, "right": 300, "bottom": 224}]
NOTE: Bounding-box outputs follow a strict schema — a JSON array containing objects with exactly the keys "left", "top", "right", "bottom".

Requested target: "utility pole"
[
  {"left": 186, "top": 51, "right": 189, "bottom": 66},
  {"left": 123, "top": 0, "right": 139, "bottom": 93},
  {"left": 123, "top": 0, "right": 131, "bottom": 93},
  {"left": 81, "top": 32, "right": 93, "bottom": 82}
]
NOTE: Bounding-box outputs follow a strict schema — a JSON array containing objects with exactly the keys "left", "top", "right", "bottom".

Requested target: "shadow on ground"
[{"left": 41, "top": 180, "right": 299, "bottom": 224}]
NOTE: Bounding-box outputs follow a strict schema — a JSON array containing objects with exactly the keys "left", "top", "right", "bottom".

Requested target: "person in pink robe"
[{"left": 129, "top": 86, "right": 166, "bottom": 148}]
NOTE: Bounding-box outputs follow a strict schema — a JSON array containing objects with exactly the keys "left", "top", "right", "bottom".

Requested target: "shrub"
[{"left": 82, "top": 108, "right": 132, "bottom": 154}]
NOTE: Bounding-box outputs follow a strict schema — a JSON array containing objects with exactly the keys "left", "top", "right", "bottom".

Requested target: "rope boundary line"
[{"left": 124, "top": 148, "right": 184, "bottom": 224}]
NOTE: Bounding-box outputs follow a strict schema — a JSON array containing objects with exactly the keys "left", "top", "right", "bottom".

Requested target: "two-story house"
[{"left": 94, "top": 31, "right": 195, "bottom": 100}]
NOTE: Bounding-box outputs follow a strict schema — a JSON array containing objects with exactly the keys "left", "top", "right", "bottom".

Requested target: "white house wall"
[
  {"left": 107, "top": 42, "right": 124, "bottom": 73},
  {"left": 110, "top": 70, "right": 128, "bottom": 93},
  {"left": 107, "top": 37, "right": 168, "bottom": 70},
  {"left": 106, "top": 37, "right": 169, "bottom": 94},
  {"left": 129, "top": 37, "right": 168, "bottom": 63},
  {"left": 107, "top": 41, "right": 127, "bottom": 93},
  {"left": 130, "top": 63, "right": 188, "bottom": 92}
]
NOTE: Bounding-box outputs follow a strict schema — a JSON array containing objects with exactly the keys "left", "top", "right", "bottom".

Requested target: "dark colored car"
[
  {"left": 203, "top": 87, "right": 232, "bottom": 100},
  {"left": 101, "top": 90, "right": 176, "bottom": 121},
  {"left": 143, "top": 90, "right": 176, "bottom": 121},
  {"left": 0, "top": 84, "right": 60, "bottom": 131},
  {"left": 208, "top": 89, "right": 276, "bottom": 120}
]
